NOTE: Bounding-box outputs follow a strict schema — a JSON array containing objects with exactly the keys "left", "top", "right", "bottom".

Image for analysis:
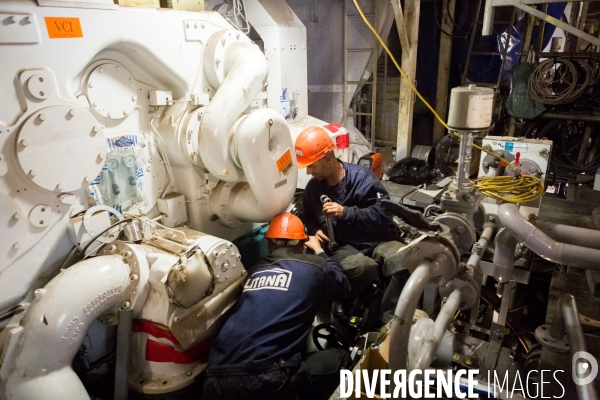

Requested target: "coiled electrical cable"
[{"left": 528, "top": 58, "right": 592, "bottom": 105}]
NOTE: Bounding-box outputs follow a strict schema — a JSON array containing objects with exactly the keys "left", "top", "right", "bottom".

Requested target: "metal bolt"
[
  {"left": 529, "top": 167, "right": 536, "bottom": 173},
  {"left": 92, "top": 126, "right": 100, "bottom": 134},
  {"left": 98, "top": 152, "right": 106, "bottom": 159},
  {"left": 20, "top": 139, "right": 30, "bottom": 147},
  {"left": 13, "top": 242, "right": 21, "bottom": 249},
  {"left": 483, "top": 161, "right": 489, "bottom": 168},
  {"left": 123, "top": 110, "right": 128, "bottom": 116},
  {"left": 13, "top": 212, "right": 22, "bottom": 220},
  {"left": 456, "top": 225, "right": 466, "bottom": 234},
  {"left": 99, "top": 67, "right": 104, "bottom": 73},
  {"left": 186, "top": 371, "right": 192, "bottom": 376},
  {"left": 56, "top": 183, "right": 64, "bottom": 191},
  {"left": 409, "top": 247, "right": 421, "bottom": 258},
  {"left": 84, "top": 175, "right": 93, "bottom": 183},
  {"left": 222, "top": 169, "right": 229, "bottom": 176},
  {"left": 174, "top": 316, "right": 181, "bottom": 322},
  {"left": 122, "top": 301, "right": 131, "bottom": 309},
  {"left": 88, "top": 82, "right": 94, "bottom": 88},
  {"left": 124, "top": 251, "right": 132, "bottom": 257},
  {"left": 39, "top": 113, "right": 47, "bottom": 121},
  {"left": 539, "top": 149, "right": 549, "bottom": 157},
  {"left": 109, "top": 244, "right": 117, "bottom": 251},
  {"left": 483, "top": 145, "right": 492, "bottom": 152},
  {"left": 29, "top": 169, "right": 38, "bottom": 177},
  {"left": 131, "top": 95, "right": 137, "bottom": 102},
  {"left": 488, "top": 215, "right": 495, "bottom": 221},
  {"left": 267, "top": 119, "right": 274, "bottom": 127},
  {"left": 215, "top": 58, "right": 221, "bottom": 65},
  {"left": 146, "top": 165, "right": 151, "bottom": 172},
  {"left": 107, "top": 112, "right": 112, "bottom": 118},
  {"left": 130, "top": 274, "right": 139, "bottom": 281},
  {"left": 437, "top": 254, "right": 447, "bottom": 263}
]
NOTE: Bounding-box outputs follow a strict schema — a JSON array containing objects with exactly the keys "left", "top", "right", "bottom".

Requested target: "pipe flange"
[
  {"left": 384, "top": 238, "right": 457, "bottom": 282},
  {"left": 181, "top": 106, "right": 208, "bottom": 169},
  {"left": 204, "top": 29, "right": 253, "bottom": 89},
  {"left": 535, "top": 325, "right": 569, "bottom": 354},
  {"left": 439, "top": 268, "right": 480, "bottom": 310},
  {"left": 434, "top": 213, "right": 475, "bottom": 256},
  {"left": 209, "top": 181, "right": 243, "bottom": 228},
  {"left": 98, "top": 241, "right": 149, "bottom": 315}
]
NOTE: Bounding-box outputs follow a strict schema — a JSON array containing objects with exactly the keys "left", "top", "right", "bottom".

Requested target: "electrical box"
[
  {"left": 148, "top": 90, "right": 173, "bottom": 106},
  {"left": 478, "top": 136, "right": 552, "bottom": 217},
  {"left": 157, "top": 192, "right": 188, "bottom": 227}
]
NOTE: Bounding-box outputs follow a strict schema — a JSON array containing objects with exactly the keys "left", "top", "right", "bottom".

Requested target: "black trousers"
[{"left": 202, "top": 348, "right": 350, "bottom": 400}]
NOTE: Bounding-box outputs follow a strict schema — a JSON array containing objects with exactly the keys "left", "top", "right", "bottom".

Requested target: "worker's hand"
[
  {"left": 304, "top": 236, "right": 322, "bottom": 252},
  {"left": 315, "top": 230, "right": 330, "bottom": 244},
  {"left": 323, "top": 202, "right": 344, "bottom": 219}
]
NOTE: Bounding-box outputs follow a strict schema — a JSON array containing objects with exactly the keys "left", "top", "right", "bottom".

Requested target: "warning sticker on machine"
[
  {"left": 276, "top": 148, "right": 293, "bottom": 177},
  {"left": 45, "top": 17, "right": 83, "bottom": 39}
]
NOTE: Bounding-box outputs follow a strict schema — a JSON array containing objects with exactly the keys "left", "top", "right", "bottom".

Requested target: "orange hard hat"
[
  {"left": 295, "top": 126, "right": 336, "bottom": 168},
  {"left": 265, "top": 212, "right": 308, "bottom": 241}
]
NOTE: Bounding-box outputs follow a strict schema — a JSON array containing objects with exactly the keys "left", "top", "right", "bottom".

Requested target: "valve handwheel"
[{"left": 312, "top": 323, "right": 350, "bottom": 351}]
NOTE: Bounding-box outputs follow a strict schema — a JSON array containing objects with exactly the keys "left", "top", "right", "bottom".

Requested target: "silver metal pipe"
[
  {"left": 498, "top": 203, "right": 600, "bottom": 270},
  {"left": 467, "top": 223, "right": 495, "bottom": 269},
  {"left": 389, "top": 262, "right": 433, "bottom": 372},
  {"left": 114, "top": 307, "right": 133, "bottom": 400},
  {"left": 549, "top": 295, "right": 598, "bottom": 400},
  {"left": 492, "top": 228, "right": 520, "bottom": 283},
  {"left": 535, "top": 221, "right": 600, "bottom": 251},
  {"left": 414, "top": 289, "right": 461, "bottom": 370},
  {"left": 482, "top": 0, "right": 495, "bottom": 36}
]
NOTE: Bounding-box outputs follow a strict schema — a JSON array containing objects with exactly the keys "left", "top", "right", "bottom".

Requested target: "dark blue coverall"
[
  {"left": 302, "top": 160, "right": 391, "bottom": 295},
  {"left": 203, "top": 247, "right": 351, "bottom": 400}
]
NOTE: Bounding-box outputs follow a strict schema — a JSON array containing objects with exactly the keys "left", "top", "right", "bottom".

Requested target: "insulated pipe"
[
  {"left": 413, "top": 289, "right": 461, "bottom": 371},
  {"left": 492, "top": 228, "right": 520, "bottom": 283},
  {"left": 226, "top": 109, "right": 297, "bottom": 222},
  {"left": 535, "top": 221, "right": 600, "bottom": 251},
  {"left": 389, "top": 262, "right": 433, "bottom": 372},
  {"left": 2, "top": 256, "right": 132, "bottom": 400},
  {"left": 548, "top": 295, "right": 598, "bottom": 400},
  {"left": 498, "top": 203, "right": 600, "bottom": 270},
  {"left": 199, "top": 36, "right": 268, "bottom": 182},
  {"left": 482, "top": 0, "right": 494, "bottom": 36},
  {"left": 467, "top": 222, "right": 495, "bottom": 269}
]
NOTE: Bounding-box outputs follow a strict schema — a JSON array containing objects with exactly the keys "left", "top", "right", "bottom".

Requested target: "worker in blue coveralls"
[
  {"left": 202, "top": 212, "right": 352, "bottom": 400},
  {"left": 295, "top": 126, "right": 406, "bottom": 323}
]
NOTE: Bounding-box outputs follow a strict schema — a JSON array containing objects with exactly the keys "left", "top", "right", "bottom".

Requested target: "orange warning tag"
[
  {"left": 276, "top": 148, "right": 293, "bottom": 175},
  {"left": 45, "top": 17, "right": 83, "bottom": 39}
]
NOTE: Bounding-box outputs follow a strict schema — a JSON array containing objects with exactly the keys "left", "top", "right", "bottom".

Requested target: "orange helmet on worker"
[{"left": 295, "top": 126, "right": 336, "bottom": 169}]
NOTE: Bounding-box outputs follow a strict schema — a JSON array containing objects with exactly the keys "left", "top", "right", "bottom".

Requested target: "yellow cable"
[{"left": 352, "top": 0, "right": 544, "bottom": 203}]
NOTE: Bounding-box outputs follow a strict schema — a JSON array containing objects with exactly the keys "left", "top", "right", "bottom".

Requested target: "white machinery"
[{"left": 0, "top": 0, "right": 351, "bottom": 398}]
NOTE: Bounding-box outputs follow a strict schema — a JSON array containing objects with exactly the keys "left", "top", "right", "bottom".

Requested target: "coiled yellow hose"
[{"left": 352, "top": 0, "right": 544, "bottom": 203}]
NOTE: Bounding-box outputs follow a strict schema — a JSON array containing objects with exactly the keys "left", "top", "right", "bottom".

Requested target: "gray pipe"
[
  {"left": 414, "top": 289, "right": 461, "bottom": 370},
  {"left": 467, "top": 223, "right": 495, "bottom": 269},
  {"left": 493, "top": 228, "right": 520, "bottom": 283},
  {"left": 498, "top": 203, "right": 600, "bottom": 270},
  {"left": 114, "top": 307, "right": 133, "bottom": 400},
  {"left": 389, "top": 262, "right": 432, "bottom": 372},
  {"left": 548, "top": 295, "right": 598, "bottom": 400},
  {"left": 535, "top": 221, "right": 600, "bottom": 251},
  {"left": 482, "top": 0, "right": 494, "bottom": 36}
]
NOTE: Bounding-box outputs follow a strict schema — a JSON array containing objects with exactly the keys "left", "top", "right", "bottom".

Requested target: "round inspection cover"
[
  {"left": 0, "top": 193, "right": 28, "bottom": 261},
  {"left": 87, "top": 63, "right": 138, "bottom": 120},
  {"left": 16, "top": 105, "right": 106, "bottom": 193},
  {"left": 27, "top": 74, "right": 54, "bottom": 100}
]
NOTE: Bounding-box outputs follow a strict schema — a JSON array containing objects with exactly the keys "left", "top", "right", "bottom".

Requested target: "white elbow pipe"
[
  {"left": 389, "top": 262, "right": 432, "bottom": 372},
  {"left": 498, "top": 203, "right": 600, "bottom": 270},
  {"left": 414, "top": 289, "right": 461, "bottom": 371},
  {"left": 1, "top": 255, "right": 132, "bottom": 400},
  {"left": 199, "top": 32, "right": 268, "bottom": 182},
  {"left": 227, "top": 110, "right": 297, "bottom": 222}
]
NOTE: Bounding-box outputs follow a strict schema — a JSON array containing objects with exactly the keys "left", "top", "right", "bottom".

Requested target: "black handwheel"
[{"left": 312, "top": 323, "right": 350, "bottom": 351}]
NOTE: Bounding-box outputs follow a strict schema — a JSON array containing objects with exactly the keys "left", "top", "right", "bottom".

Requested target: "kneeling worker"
[{"left": 203, "top": 212, "right": 351, "bottom": 400}]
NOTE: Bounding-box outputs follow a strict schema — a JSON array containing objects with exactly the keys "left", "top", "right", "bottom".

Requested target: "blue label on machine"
[{"left": 505, "top": 142, "right": 514, "bottom": 151}]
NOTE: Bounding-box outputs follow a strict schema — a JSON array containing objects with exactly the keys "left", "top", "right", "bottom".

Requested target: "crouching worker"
[{"left": 202, "top": 212, "right": 352, "bottom": 400}]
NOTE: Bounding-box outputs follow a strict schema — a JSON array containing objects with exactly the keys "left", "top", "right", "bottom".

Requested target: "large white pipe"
[
  {"left": 227, "top": 110, "right": 297, "bottom": 222},
  {"left": 413, "top": 289, "right": 461, "bottom": 371},
  {"left": 1, "top": 255, "right": 132, "bottom": 400},
  {"left": 199, "top": 36, "right": 268, "bottom": 182},
  {"left": 498, "top": 203, "right": 600, "bottom": 270}
]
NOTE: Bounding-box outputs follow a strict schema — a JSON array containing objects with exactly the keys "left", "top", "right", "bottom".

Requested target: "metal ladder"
[
  {"left": 461, "top": 0, "right": 517, "bottom": 94},
  {"left": 343, "top": 0, "right": 379, "bottom": 152}
]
